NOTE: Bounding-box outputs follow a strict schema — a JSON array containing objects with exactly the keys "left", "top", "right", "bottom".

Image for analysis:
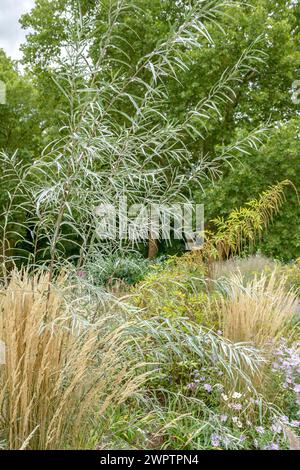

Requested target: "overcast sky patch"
[{"left": 0, "top": 0, "right": 35, "bottom": 60}]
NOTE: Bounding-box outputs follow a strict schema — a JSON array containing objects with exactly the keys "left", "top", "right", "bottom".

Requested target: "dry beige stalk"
[{"left": 284, "top": 426, "right": 300, "bottom": 450}]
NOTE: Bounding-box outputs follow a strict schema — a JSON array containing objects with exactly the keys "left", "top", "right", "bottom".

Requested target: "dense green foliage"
[
  {"left": 0, "top": 0, "right": 298, "bottom": 259},
  {"left": 202, "top": 120, "right": 300, "bottom": 260}
]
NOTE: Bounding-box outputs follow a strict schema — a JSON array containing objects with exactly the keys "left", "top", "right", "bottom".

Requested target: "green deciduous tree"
[{"left": 18, "top": 0, "right": 300, "bottom": 260}]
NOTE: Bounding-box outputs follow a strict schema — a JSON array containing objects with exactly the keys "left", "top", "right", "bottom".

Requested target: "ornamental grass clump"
[
  {"left": 0, "top": 270, "right": 147, "bottom": 449},
  {"left": 218, "top": 271, "right": 298, "bottom": 348}
]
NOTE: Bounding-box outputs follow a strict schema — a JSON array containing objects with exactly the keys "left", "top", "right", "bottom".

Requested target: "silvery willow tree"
[{"left": 0, "top": 0, "right": 268, "bottom": 281}]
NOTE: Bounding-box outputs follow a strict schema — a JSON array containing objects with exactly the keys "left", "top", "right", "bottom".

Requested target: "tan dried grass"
[
  {"left": 219, "top": 270, "right": 297, "bottom": 348},
  {"left": 0, "top": 270, "right": 146, "bottom": 449}
]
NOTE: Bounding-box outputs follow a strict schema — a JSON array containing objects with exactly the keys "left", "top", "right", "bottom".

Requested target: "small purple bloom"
[
  {"left": 203, "top": 383, "right": 212, "bottom": 392},
  {"left": 211, "top": 434, "right": 220, "bottom": 448},
  {"left": 280, "top": 415, "right": 289, "bottom": 424},
  {"left": 294, "top": 384, "right": 300, "bottom": 393},
  {"left": 264, "top": 443, "right": 279, "bottom": 450}
]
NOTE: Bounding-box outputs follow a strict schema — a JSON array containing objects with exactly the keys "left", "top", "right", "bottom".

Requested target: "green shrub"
[
  {"left": 86, "top": 252, "right": 154, "bottom": 287},
  {"left": 131, "top": 255, "right": 216, "bottom": 323}
]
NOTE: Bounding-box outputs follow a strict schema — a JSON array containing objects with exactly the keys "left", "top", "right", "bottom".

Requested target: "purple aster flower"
[
  {"left": 203, "top": 383, "right": 212, "bottom": 392},
  {"left": 220, "top": 414, "right": 228, "bottom": 423},
  {"left": 294, "top": 384, "right": 300, "bottom": 393},
  {"left": 290, "top": 420, "right": 300, "bottom": 428},
  {"left": 264, "top": 443, "right": 279, "bottom": 450},
  {"left": 280, "top": 415, "right": 289, "bottom": 424},
  {"left": 211, "top": 434, "right": 220, "bottom": 448}
]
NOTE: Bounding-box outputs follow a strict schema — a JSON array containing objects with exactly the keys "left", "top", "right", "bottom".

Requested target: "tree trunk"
[{"left": 148, "top": 235, "right": 158, "bottom": 259}]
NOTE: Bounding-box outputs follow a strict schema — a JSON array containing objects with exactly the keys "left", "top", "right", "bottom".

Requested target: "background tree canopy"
[{"left": 1, "top": 0, "right": 299, "bottom": 260}]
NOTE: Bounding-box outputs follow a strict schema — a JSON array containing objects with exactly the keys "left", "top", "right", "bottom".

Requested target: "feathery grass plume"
[
  {"left": 211, "top": 254, "right": 278, "bottom": 282},
  {"left": 0, "top": 270, "right": 148, "bottom": 449},
  {"left": 217, "top": 270, "right": 298, "bottom": 348}
]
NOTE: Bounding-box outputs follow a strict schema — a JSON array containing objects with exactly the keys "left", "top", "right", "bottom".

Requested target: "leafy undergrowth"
[
  {"left": 115, "top": 254, "right": 300, "bottom": 450},
  {"left": 0, "top": 255, "right": 299, "bottom": 450}
]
